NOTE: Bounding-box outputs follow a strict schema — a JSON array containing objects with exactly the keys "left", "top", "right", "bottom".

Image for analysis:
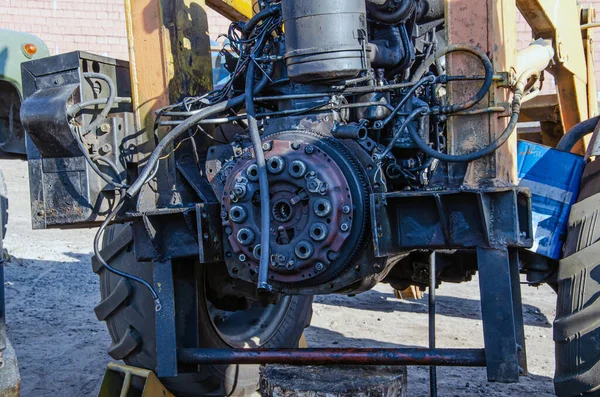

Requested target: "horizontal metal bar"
[{"left": 178, "top": 348, "right": 487, "bottom": 367}]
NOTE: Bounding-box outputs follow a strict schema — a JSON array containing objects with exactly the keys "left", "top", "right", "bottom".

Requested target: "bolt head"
[
  {"left": 315, "top": 262, "right": 324, "bottom": 272},
  {"left": 100, "top": 123, "right": 111, "bottom": 133},
  {"left": 305, "top": 145, "right": 315, "bottom": 154},
  {"left": 340, "top": 223, "right": 349, "bottom": 232},
  {"left": 239, "top": 254, "right": 247, "bottom": 262},
  {"left": 342, "top": 205, "right": 351, "bottom": 214},
  {"left": 291, "top": 141, "right": 302, "bottom": 150},
  {"left": 262, "top": 142, "right": 272, "bottom": 151}
]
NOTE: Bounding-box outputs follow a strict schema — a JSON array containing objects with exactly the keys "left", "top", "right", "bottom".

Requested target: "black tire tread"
[
  {"left": 555, "top": 160, "right": 600, "bottom": 397},
  {"left": 94, "top": 222, "right": 313, "bottom": 397}
]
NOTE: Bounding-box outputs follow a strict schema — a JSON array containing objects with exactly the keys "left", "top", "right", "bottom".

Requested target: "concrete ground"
[{"left": 0, "top": 157, "right": 557, "bottom": 396}]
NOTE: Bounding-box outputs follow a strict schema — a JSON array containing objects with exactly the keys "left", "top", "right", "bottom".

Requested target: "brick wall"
[
  {"left": 1, "top": 1, "right": 600, "bottom": 90},
  {"left": 0, "top": 1, "right": 232, "bottom": 61}
]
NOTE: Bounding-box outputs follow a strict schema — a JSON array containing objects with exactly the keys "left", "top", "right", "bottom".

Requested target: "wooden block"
[{"left": 259, "top": 365, "right": 407, "bottom": 397}]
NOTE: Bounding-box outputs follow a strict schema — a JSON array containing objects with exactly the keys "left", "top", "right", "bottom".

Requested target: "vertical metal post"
[
  {"left": 477, "top": 247, "right": 520, "bottom": 383},
  {"left": 429, "top": 252, "right": 438, "bottom": 397},
  {"left": 509, "top": 249, "right": 528, "bottom": 375},
  {"left": 154, "top": 260, "right": 178, "bottom": 377},
  {"left": 446, "top": 0, "right": 518, "bottom": 187}
]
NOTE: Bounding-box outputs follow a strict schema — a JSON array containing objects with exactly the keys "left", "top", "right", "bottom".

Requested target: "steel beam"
[
  {"left": 446, "top": 0, "right": 518, "bottom": 187},
  {"left": 477, "top": 247, "right": 520, "bottom": 383}
]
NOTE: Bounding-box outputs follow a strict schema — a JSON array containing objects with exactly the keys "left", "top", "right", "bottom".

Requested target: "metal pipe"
[
  {"left": 178, "top": 348, "right": 487, "bottom": 366},
  {"left": 429, "top": 252, "right": 438, "bottom": 397}
]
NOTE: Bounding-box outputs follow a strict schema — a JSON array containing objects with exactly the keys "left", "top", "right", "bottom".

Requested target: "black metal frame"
[{"left": 153, "top": 188, "right": 533, "bottom": 388}]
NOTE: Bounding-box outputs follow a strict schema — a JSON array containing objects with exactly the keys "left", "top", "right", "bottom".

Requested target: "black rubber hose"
[
  {"left": 412, "top": 44, "right": 494, "bottom": 115},
  {"left": 126, "top": 71, "right": 272, "bottom": 199},
  {"left": 246, "top": 60, "right": 271, "bottom": 292},
  {"left": 242, "top": 5, "right": 280, "bottom": 37},
  {"left": 557, "top": 115, "right": 600, "bottom": 152},
  {"left": 82, "top": 72, "right": 117, "bottom": 134},
  {"left": 408, "top": 69, "right": 537, "bottom": 163},
  {"left": 367, "top": 0, "right": 416, "bottom": 24}
]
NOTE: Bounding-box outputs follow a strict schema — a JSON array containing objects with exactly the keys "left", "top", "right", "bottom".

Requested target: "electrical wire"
[
  {"left": 93, "top": 198, "right": 162, "bottom": 311},
  {"left": 82, "top": 72, "right": 117, "bottom": 134}
]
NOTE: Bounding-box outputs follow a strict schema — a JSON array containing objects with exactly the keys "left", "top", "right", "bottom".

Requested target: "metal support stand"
[
  {"left": 477, "top": 247, "right": 520, "bottom": 382},
  {"left": 429, "top": 252, "right": 438, "bottom": 397},
  {"left": 509, "top": 249, "right": 528, "bottom": 375},
  {"left": 153, "top": 261, "right": 178, "bottom": 378}
]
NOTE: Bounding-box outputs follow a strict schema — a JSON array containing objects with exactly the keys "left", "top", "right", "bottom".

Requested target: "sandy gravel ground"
[{"left": 0, "top": 157, "right": 557, "bottom": 396}]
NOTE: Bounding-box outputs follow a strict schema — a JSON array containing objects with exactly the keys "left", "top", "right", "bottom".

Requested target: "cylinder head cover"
[{"left": 282, "top": 0, "right": 369, "bottom": 82}]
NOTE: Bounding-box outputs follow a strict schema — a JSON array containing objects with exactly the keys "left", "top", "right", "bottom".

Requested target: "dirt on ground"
[{"left": 0, "top": 157, "right": 557, "bottom": 397}]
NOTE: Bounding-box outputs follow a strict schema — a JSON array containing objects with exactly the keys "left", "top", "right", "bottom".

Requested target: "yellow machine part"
[{"left": 98, "top": 363, "right": 175, "bottom": 397}]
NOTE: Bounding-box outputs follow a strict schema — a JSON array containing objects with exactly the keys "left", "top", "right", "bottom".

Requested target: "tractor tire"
[
  {"left": 554, "top": 159, "right": 600, "bottom": 396},
  {"left": 93, "top": 222, "right": 313, "bottom": 397}
]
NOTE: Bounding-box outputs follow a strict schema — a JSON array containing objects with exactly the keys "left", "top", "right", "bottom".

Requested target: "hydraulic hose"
[
  {"left": 245, "top": 60, "right": 272, "bottom": 292},
  {"left": 126, "top": 71, "right": 272, "bottom": 199},
  {"left": 82, "top": 72, "right": 117, "bottom": 134},
  {"left": 557, "top": 115, "right": 600, "bottom": 152},
  {"left": 412, "top": 44, "right": 494, "bottom": 115},
  {"left": 367, "top": 0, "right": 416, "bottom": 24},
  {"left": 242, "top": 5, "right": 280, "bottom": 37},
  {"left": 408, "top": 69, "right": 539, "bottom": 163}
]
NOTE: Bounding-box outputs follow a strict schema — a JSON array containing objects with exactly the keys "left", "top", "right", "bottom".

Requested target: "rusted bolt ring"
[
  {"left": 289, "top": 160, "right": 308, "bottom": 179},
  {"left": 229, "top": 205, "right": 248, "bottom": 224},
  {"left": 267, "top": 156, "right": 285, "bottom": 174},
  {"left": 246, "top": 164, "right": 259, "bottom": 182},
  {"left": 237, "top": 228, "right": 255, "bottom": 246},
  {"left": 310, "top": 222, "right": 329, "bottom": 242},
  {"left": 313, "top": 198, "right": 332, "bottom": 218},
  {"left": 295, "top": 240, "right": 314, "bottom": 260}
]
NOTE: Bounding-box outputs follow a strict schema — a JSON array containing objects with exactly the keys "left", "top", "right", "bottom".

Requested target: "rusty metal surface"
[
  {"left": 123, "top": 0, "right": 213, "bottom": 150},
  {"left": 446, "top": 0, "right": 518, "bottom": 187},
  {"left": 217, "top": 138, "right": 354, "bottom": 285},
  {"left": 178, "top": 348, "right": 487, "bottom": 367}
]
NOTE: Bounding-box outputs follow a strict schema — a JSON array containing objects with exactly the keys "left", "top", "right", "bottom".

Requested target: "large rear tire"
[
  {"left": 93, "top": 223, "right": 313, "bottom": 397},
  {"left": 554, "top": 159, "right": 600, "bottom": 396}
]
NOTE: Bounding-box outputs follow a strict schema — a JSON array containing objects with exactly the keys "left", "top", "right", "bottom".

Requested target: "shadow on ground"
[{"left": 315, "top": 289, "right": 552, "bottom": 328}]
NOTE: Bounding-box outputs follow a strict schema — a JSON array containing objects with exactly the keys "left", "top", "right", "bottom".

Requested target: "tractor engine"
[{"left": 202, "top": 0, "right": 446, "bottom": 294}]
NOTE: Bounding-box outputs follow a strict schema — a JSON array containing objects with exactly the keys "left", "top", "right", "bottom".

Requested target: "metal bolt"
[
  {"left": 340, "top": 223, "right": 349, "bottom": 232},
  {"left": 239, "top": 254, "right": 247, "bottom": 262},
  {"left": 315, "top": 262, "right": 325, "bottom": 272},
  {"left": 247, "top": 164, "right": 259, "bottom": 182},
  {"left": 289, "top": 160, "right": 308, "bottom": 179},
  {"left": 100, "top": 123, "right": 111, "bottom": 133},
  {"left": 100, "top": 143, "right": 113, "bottom": 155},
  {"left": 305, "top": 145, "right": 315, "bottom": 154},
  {"left": 295, "top": 240, "right": 314, "bottom": 260},
  {"left": 262, "top": 142, "right": 273, "bottom": 151},
  {"left": 291, "top": 141, "right": 302, "bottom": 150},
  {"left": 342, "top": 205, "right": 351, "bottom": 214},
  {"left": 229, "top": 206, "right": 248, "bottom": 224},
  {"left": 237, "top": 228, "right": 256, "bottom": 246},
  {"left": 267, "top": 156, "right": 285, "bottom": 174},
  {"left": 37, "top": 210, "right": 45, "bottom": 217},
  {"left": 314, "top": 198, "right": 333, "bottom": 217},
  {"left": 286, "top": 260, "right": 296, "bottom": 270}
]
